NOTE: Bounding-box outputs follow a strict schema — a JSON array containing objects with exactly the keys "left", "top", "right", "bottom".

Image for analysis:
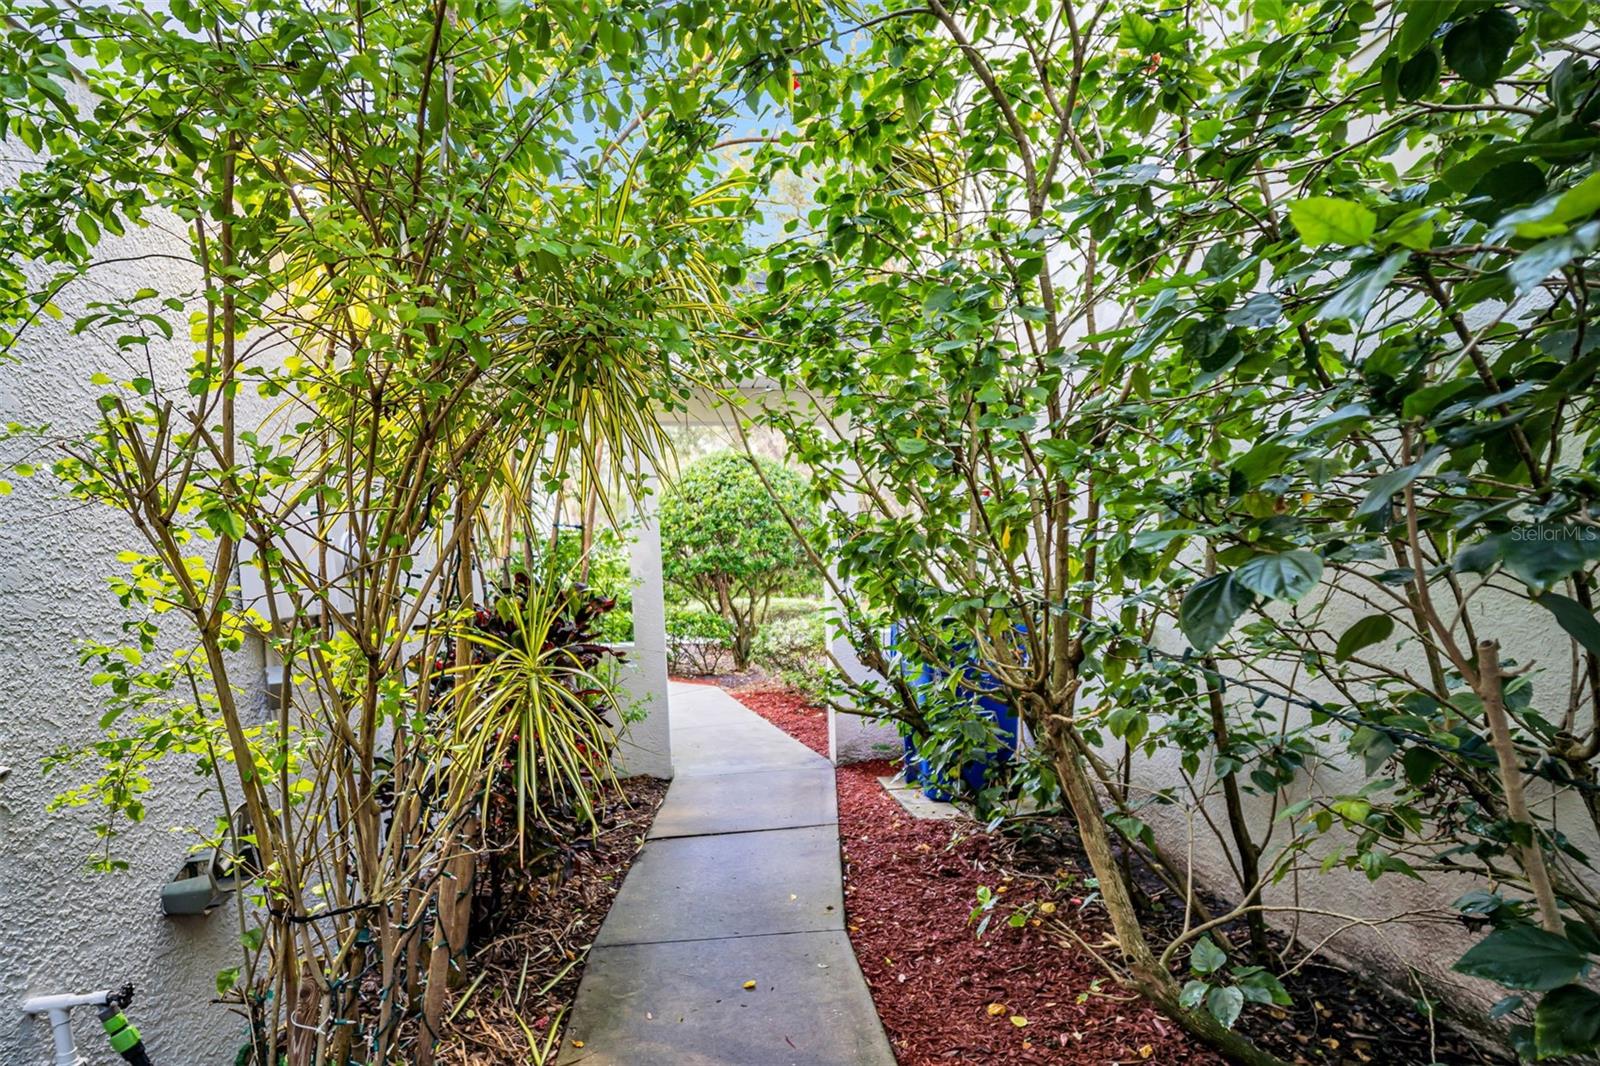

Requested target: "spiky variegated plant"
[{"left": 0, "top": 0, "right": 828, "bottom": 1060}]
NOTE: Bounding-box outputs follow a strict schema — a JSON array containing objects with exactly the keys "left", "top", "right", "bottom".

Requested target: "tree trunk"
[
  {"left": 1045, "top": 718, "right": 1291, "bottom": 1066},
  {"left": 1202, "top": 656, "right": 1273, "bottom": 963},
  {"left": 1477, "top": 639, "right": 1562, "bottom": 933},
  {"left": 418, "top": 509, "right": 479, "bottom": 1064}
]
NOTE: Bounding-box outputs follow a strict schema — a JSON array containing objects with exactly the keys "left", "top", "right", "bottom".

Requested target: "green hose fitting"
[{"left": 101, "top": 1010, "right": 142, "bottom": 1054}]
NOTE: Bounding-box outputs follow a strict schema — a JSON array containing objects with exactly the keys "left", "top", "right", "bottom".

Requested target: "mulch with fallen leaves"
[
  {"left": 431, "top": 775, "right": 669, "bottom": 1064},
  {"left": 728, "top": 682, "right": 1218, "bottom": 1065},
  {"left": 835, "top": 758, "right": 1220, "bottom": 1065}
]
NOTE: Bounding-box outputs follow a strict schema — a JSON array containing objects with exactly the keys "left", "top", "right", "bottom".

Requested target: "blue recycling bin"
[
  {"left": 920, "top": 666, "right": 1018, "bottom": 801},
  {"left": 891, "top": 625, "right": 1021, "bottom": 802},
  {"left": 888, "top": 622, "right": 933, "bottom": 786},
  {"left": 902, "top": 734, "right": 923, "bottom": 785},
  {"left": 957, "top": 682, "right": 1019, "bottom": 795}
]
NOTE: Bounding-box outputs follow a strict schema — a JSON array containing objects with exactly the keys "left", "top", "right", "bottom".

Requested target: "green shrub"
[
  {"left": 660, "top": 451, "right": 815, "bottom": 669},
  {"left": 665, "top": 604, "right": 734, "bottom": 642},
  {"left": 751, "top": 612, "right": 828, "bottom": 676},
  {"left": 664, "top": 605, "right": 734, "bottom": 676},
  {"left": 762, "top": 596, "right": 826, "bottom": 625}
]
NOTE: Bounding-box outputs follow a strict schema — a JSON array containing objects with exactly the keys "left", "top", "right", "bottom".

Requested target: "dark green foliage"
[
  {"left": 737, "top": 0, "right": 1600, "bottom": 1056},
  {"left": 660, "top": 452, "right": 815, "bottom": 668}
]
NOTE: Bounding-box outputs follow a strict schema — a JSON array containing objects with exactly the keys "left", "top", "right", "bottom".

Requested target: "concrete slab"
[
  {"left": 558, "top": 681, "right": 895, "bottom": 1064},
  {"left": 876, "top": 773, "right": 970, "bottom": 822},
  {"left": 595, "top": 825, "right": 844, "bottom": 946},
  {"left": 669, "top": 722, "right": 828, "bottom": 775},
  {"left": 668, "top": 681, "right": 783, "bottom": 731},
  {"left": 649, "top": 767, "right": 836, "bottom": 840},
  {"left": 554, "top": 931, "right": 897, "bottom": 1066}
]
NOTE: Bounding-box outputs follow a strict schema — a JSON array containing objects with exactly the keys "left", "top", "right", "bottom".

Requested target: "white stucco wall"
[
  {"left": 0, "top": 215, "right": 259, "bottom": 1062},
  {"left": 1131, "top": 579, "right": 1600, "bottom": 1021},
  {"left": 606, "top": 488, "right": 673, "bottom": 778}
]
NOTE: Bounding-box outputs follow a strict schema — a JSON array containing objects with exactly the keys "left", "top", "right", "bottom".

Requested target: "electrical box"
[{"left": 160, "top": 809, "right": 259, "bottom": 917}]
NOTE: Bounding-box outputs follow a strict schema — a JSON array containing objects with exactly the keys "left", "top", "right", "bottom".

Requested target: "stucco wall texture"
[
  {"left": 1135, "top": 583, "right": 1600, "bottom": 1027},
  {"left": 0, "top": 167, "right": 258, "bottom": 1062}
]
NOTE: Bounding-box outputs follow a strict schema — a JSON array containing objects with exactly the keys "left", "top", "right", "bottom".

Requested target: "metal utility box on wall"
[{"left": 160, "top": 811, "right": 258, "bottom": 916}]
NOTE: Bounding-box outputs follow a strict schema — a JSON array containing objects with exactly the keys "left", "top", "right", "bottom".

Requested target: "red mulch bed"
[{"left": 726, "top": 684, "right": 1220, "bottom": 1065}]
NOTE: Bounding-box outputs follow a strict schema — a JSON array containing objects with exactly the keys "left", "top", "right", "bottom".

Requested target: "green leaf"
[
  {"left": 1353, "top": 449, "right": 1434, "bottom": 518},
  {"left": 1397, "top": 47, "right": 1441, "bottom": 100},
  {"left": 1190, "top": 935, "right": 1227, "bottom": 975},
  {"left": 1235, "top": 551, "right": 1323, "bottom": 602},
  {"left": 1383, "top": 209, "right": 1436, "bottom": 251},
  {"left": 204, "top": 507, "right": 247, "bottom": 541},
  {"left": 1336, "top": 614, "right": 1395, "bottom": 662},
  {"left": 1224, "top": 293, "right": 1283, "bottom": 328},
  {"left": 1549, "top": 174, "right": 1600, "bottom": 227},
  {"left": 894, "top": 437, "right": 929, "bottom": 457},
  {"left": 1552, "top": 57, "right": 1587, "bottom": 115},
  {"left": 1231, "top": 443, "right": 1294, "bottom": 487},
  {"left": 1395, "top": 2, "right": 1457, "bottom": 58},
  {"left": 1288, "top": 197, "right": 1377, "bottom": 246},
  {"left": 1380, "top": 56, "right": 1400, "bottom": 108},
  {"left": 216, "top": 966, "right": 241, "bottom": 996},
  {"left": 1454, "top": 925, "right": 1590, "bottom": 991},
  {"left": 922, "top": 284, "right": 958, "bottom": 315},
  {"left": 1535, "top": 984, "right": 1600, "bottom": 1058},
  {"left": 1509, "top": 223, "right": 1600, "bottom": 295},
  {"left": 1317, "top": 252, "right": 1410, "bottom": 322},
  {"left": 1179, "top": 980, "right": 1208, "bottom": 1009},
  {"left": 1454, "top": 536, "right": 1505, "bottom": 576},
  {"left": 1533, "top": 592, "right": 1600, "bottom": 659},
  {"left": 1234, "top": 966, "right": 1292, "bottom": 1006},
  {"left": 1206, "top": 984, "right": 1244, "bottom": 1029},
  {"left": 1496, "top": 525, "right": 1600, "bottom": 591},
  {"left": 1468, "top": 160, "right": 1548, "bottom": 211},
  {"left": 1443, "top": 8, "right": 1521, "bottom": 89},
  {"left": 1402, "top": 746, "right": 1443, "bottom": 786},
  {"left": 1118, "top": 11, "right": 1158, "bottom": 50},
  {"left": 1183, "top": 318, "right": 1241, "bottom": 373},
  {"left": 1179, "top": 574, "right": 1255, "bottom": 651}
]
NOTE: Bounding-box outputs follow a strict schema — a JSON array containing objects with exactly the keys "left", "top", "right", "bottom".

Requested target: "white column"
[
  {"left": 609, "top": 479, "right": 673, "bottom": 778},
  {"left": 826, "top": 488, "right": 902, "bottom": 765}
]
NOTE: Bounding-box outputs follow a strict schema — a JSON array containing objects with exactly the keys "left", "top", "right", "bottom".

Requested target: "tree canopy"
[
  {"left": 660, "top": 451, "right": 814, "bottom": 668},
  {"left": 735, "top": 0, "right": 1600, "bottom": 1060},
  {"left": 3, "top": 0, "right": 1600, "bottom": 1060}
]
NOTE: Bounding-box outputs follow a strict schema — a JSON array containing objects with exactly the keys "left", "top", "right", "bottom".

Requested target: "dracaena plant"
[{"left": 0, "top": 0, "right": 827, "bottom": 1060}]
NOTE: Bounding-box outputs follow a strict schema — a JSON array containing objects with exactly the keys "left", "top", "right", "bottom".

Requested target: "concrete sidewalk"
[{"left": 556, "top": 682, "right": 896, "bottom": 1065}]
